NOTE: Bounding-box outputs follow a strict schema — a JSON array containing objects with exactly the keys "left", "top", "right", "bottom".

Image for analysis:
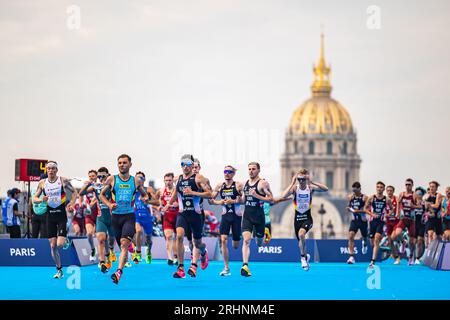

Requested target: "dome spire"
[{"left": 312, "top": 31, "right": 332, "bottom": 97}]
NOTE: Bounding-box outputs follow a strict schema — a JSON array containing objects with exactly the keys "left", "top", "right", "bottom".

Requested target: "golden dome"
[{"left": 289, "top": 33, "right": 354, "bottom": 135}]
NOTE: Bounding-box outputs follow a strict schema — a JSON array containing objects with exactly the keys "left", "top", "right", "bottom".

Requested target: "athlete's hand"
[
  {"left": 291, "top": 175, "right": 298, "bottom": 185},
  {"left": 108, "top": 203, "right": 118, "bottom": 211},
  {"left": 83, "top": 180, "right": 91, "bottom": 187},
  {"left": 224, "top": 199, "right": 234, "bottom": 205},
  {"left": 248, "top": 188, "right": 256, "bottom": 196},
  {"left": 141, "top": 194, "right": 149, "bottom": 203},
  {"left": 42, "top": 195, "right": 49, "bottom": 203},
  {"left": 183, "top": 187, "right": 193, "bottom": 196},
  {"left": 67, "top": 204, "right": 74, "bottom": 213}
]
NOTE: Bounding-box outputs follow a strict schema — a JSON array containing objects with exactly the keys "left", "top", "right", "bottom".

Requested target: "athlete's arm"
[
  {"left": 135, "top": 177, "right": 149, "bottom": 202},
  {"left": 364, "top": 196, "right": 375, "bottom": 218},
  {"left": 62, "top": 177, "right": 77, "bottom": 211},
  {"left": 310, "top": 181, "right": 329, "bottom": 192},
  {"left": 190, "top": 175, "right": 213, "bottom": 199},
  {"left": 146, "top": 187, "right": 160, "bottom": 206},
  {"left": 100, "top": 176, "right": 116, "bottom": 211},
  {"left": 250, "top": 180, "right": 274, "bottom": 203},
  {"left": 166, "top": 187, "right": 178, "bottom": 208},
  {"left": 396, "top": 192, "right": 403, "bottom": 218},
  {"left": 209, "top": 183, "right": 224, "bottom": 205},
  {"left": 33, "top": 180, "right": 48, "bottom": 204},
  {"left": 430, "top": 193, "right": 442, "bottom": 209},
  {"left": 79, "top": 181, "right": 94, "bottom": 196}
]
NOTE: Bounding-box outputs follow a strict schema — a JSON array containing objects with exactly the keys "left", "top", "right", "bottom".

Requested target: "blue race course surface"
[{"left": 1, "top": 259, "right": 449, "bottom": 300}]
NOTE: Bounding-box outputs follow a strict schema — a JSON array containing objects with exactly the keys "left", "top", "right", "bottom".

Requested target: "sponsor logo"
[
  {"left": 119, "top": 184, "right": 131, "bottom": 189},
  {"left": 340, "top": 247, "right": 358, "bottom": 255},
  {"left": 10, "top": 248, "right": 36, "bottom": 257},
  {"left": 258, "top": 246, "right": 282, "bottom": 254}
]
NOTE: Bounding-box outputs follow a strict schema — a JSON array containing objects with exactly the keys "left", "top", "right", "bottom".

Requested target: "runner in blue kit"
[
  {"left": 441, "top": 187, "right": 450, "bottom": 242},
  {"left": 164, "top": 154, "right": 212, "bottom": 279},
  {"left": 100, "top": 154, "right": 149, "bottom": 285},
  {"left": 132, "top": 171, "right": 159, "bottom": 264},
  {"left": 209, "top": 165, "right": 243, "bottom": 276},
  {"left": 280, "top": 168, "right": 328, "bottom": 271},
  {"left": 79, "top": 167, "right": 117, "bottom": 273},
  {"left": 346, "top": 181, "right": 369, "bottom": 264},
  {"left": 239, "top": 162, "right": 274, "bottom": 277}
]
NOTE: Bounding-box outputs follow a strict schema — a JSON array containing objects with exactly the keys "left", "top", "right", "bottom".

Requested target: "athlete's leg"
[
  {"left": 221, "top": 235, "right": 229, "bottom": 270},
  {"left": 416, "top": 236, "right": 424, "bottom": 259},
  {"left": 118, "top": 237, "right": 131, "bottom": 270},
  {"left": 135, "top": 222, "right": 143, "bottom": 252},
  {"left": 176, "top": 227, "right": 185, "bottom": 266},
  {"left": 242, "top": 231, "right": 252, "bottom": 265},
  {"left": 348, "top": 231, "right": 356, "bottom": 255},
  {"left": 86, "top": 222, "right": 96, "bottom": 252},
  {"left": 73, "top": 222, "right": 81, "bottom": 236},
  {"left": 298, "top": 228, "right": 307, "bottom": 256},
  {"left": 97, "top": 232, "right": 107, "bottom": 263},
  {"left": 49, "top": 237, "right": 61, "bottom": 268},
  {"left": 372, "top": 233, "right": 382, "bottom": 262},
  {"left": 164, "top": 229, "right": 175, "bottom": 261}
]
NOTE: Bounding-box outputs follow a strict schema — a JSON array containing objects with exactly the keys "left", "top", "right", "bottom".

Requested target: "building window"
[
  {"left": 326, "top": 141, "right": 333, "bottom": 155},
  {"left": 342, "top": 142, "right": 347, "bottom": 155},
  {"left": 309, "top": 141, "right": 315, "bottom": 155},
  {"left": 326, "top": 171, "right": 334, "bottom": 189}
]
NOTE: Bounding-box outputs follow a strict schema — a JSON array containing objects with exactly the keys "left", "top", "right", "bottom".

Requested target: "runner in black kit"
[
  {"left": 413, "top": 186, "right": 427, "bottom": 264},
  {"left": 365, "top": 181, "right": 392, "bottom": 268},
  {"left": 280, "top": 168, "right": 328, "bottom": 271},
  {"left": 209, "top": 165, "right": 243, "bottom": 276},
  {"left": 346, "top": 181, "right": 369, "bottom": 264},
  {"left": 424, "top": 181, "right": 443, "bottom": 243},
  {"left": 165, "top": 155, "right": 212, "bottom": 279},
  {"left": 33, "top": 161, "right": 77, "bottom": 279},
  {"left": 239, "top": 162, "right": 274, "bottom": 277}
]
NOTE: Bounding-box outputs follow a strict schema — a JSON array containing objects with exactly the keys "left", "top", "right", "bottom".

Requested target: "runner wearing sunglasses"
[
  {"left": 165, "top": 154, "right": 212, "bottom": 279},
  {"left": 209, "top": 165, "right": 243, "bottom": 276},
  {"left": 80, "top": 167, "right": 117, "bottom": 272}
]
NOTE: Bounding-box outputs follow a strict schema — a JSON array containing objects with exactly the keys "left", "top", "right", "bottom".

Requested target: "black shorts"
[
  {"left": 176, "top": 212, "right": 203, "bottom": 240},
  {"left": 415, "top": 218, "right": 426, "bottom": 238},
  {"left": 47, "top": 207, "right": 68, "bottom": 238},
  {"left": 443, "top": 219, "right": 450, "bottom": 232},
  {"left": 242, "top": 211, "right": 265, "bottom": 239},
  {"left": 294, "top": 210, "right": 313, "bottom": 239},
  {"left": 425, "top": 217, "right": 443, "bottom": 235},
  {"left": 369, "top": 219, "right": 384, "bottom": 238},
  {"left": 220, "top": 213, "right": 242, "bottom": 241},
  {"left": 112, "top": 213, "right": 136, "bottom": 244},
  {"left": 7, "top": 225, "right": 21, "bottom": 238},
  {"left": 349, "top": 219, "right": 368, "bottom": 238}
]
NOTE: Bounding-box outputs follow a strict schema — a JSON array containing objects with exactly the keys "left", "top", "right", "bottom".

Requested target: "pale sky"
[{"left": 1, "top": 0, "right": 449, "bottom": 196}]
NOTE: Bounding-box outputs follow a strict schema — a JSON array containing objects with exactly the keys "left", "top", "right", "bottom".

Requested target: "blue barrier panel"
[
  {"left": 315, "top": 239, "right": 380, "bottom": 262},
  {"left": 439, "top": 242, "right": 450, "bottom": 271},
  {"left": 227, "top": 238, "right": 315, "bottom": 262},
  {"left": 423, "top": 240, "right": 439, "bottom": 267},
  {"left": 0, "top": 239, "right": 78, "bottom": 266}
]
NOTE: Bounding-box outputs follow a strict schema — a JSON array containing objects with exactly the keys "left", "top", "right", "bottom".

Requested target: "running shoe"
[
  {"left": 111, "top": 270, "right": 122, "bottom": 284},
  {"left": 89, "top": 248, "right": 97, "bottom": 262},
  {"left": 200, "top": 249, "right": 209, "bottom": 270},
  {"left": 399, "top": 241, "right": 406, "bottom": 254},
  {"left": 168, "top": 259, "right": 174, "bottom": 266},
  {"left": 100, "top": 262, "right": 108, "bottom": 274},
  {"left": 53, "top": 269, "right": 63, "bottom": 279},
  {"left": 174, "top": 258, "right": 179, "bottom": 266},
  {"left": 145, "top": 252, "right": 152, "bottom": 264},
  {"left": 408, "top": 257, "right": 414, "bottom": 266},
  {"left": 132, "top": 252, "right": 141, "bottom": 264},
  {"left": 394, "top": 257, "right": 401, "bottom": 265},
  {"left": 264, "top": 227, "right": 272, "bottom": 244},
  {"left": 414, "top": 258, "right": 421, "bottom": 265},
  {"left": 240, "top": 265, "right": 251, "bottom": 277},
  {"left": 105, "top": 259, "right": 112, "bottom": 270},
  {"left": 109, "top": 250, "right": 117, "bottom": 262},
  {"left": 219, "top": 268, "right": 231, "bottom": 276},
  {"left": 125, "top": 261, "right": 132, "bottom": 268},
  {"left": 301, "top": 256, "right": 309, "bottom": 271},
  {"left": 188, "top": 264, "right": 198, "bottom": 278},
  {"left": 368, "top": 260, "right": 375, "bottom": 269},
  {"left": 128, "top": 243, "right": 134, "bottom": 254},
  {"left": 173, "top": 266, "right": 186, "bottom": 279},
  {"left": 346, "top": 256, "right": 355, "bottom": 264}
]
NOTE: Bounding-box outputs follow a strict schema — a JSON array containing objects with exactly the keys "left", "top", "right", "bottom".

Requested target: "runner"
[
  {"left": 424, "top": 181, "right": 443, "bottom": 244},
  {"left": 345, "top": 181, "right": 369, "bottom": 264},
  {"left": 79, "top": 167, "right": 117, "bottom": 273},
  {"left": 132, "top": 171, "right": 159, "bottom": 264},
  {"left": 240, "top": 162, "right": 274, "bottom": 276},
  {"left": 365, "top": 181, "right": 392, "bottom": 268},
  {"left": 413, "top": 186, "right": 427, "bottom": 264},
  {"left": 442, "top": 187, "right": 450, "bottom": 241},
  {"left": 385, "top": 185, "right": 400, "bottom": 262},
  {"left": 164, "top": 154, "right": 212, "bottom": 279},
  {"left": 209, "top": 165, "right": 243, "bottom": 276},
  {"left": 157, "top": 172, "right": 179, "bottom": 265},
  {"left": 72, "top": 195, "right": 87, "bottom": 236},
  {"left": 99, "top": 154, "right": 149, "bottom": 284},
  {"left": 33, "top": 161, "right": 77, "bottom": 279},
  {"left": 280, "top": 168, "right": 328, "bottom": 271},
  {"left": 30, "top": 175, "right": 48, "bottom": 238},
  {"left": 392, "top": 178, "right": 418, "bottom": 265},
  {"left": 85, "top": 170, "right": 99, "bottom": 262}
]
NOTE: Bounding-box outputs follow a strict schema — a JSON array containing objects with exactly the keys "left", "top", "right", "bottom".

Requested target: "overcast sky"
[{"left": 1, "top": 0, "right": 449, "bottom": 196}]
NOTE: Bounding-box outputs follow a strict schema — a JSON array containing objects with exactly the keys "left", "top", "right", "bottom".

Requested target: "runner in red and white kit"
[
  {"left": 85, "top": 170, "right": 99, "bottom": 261},
  {"left": 157, "top": 172, "right": 179, "bottom": 265},
  {"left": 392, "top": 178, "right": 418, "bottom": 266},
  {"left": 385, "top": 185, "right": 399, "bottom": 262},
  {"left": 72, "top": 195, "right": 87, "bottom": 236}
]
